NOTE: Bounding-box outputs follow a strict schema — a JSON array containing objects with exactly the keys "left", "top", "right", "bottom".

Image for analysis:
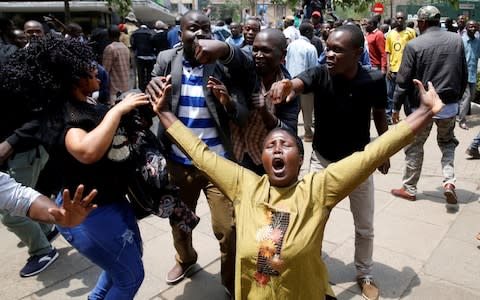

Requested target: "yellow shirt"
[
  {"left": 385, "top": 28, "right": 416, "bottom": 72},
  {"left": 167, "top": 120, "right": 414, "bottom": 299}
]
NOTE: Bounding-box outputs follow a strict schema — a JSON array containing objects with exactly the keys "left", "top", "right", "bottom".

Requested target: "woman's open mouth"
[{"left": 272, "top": 157, "right": 285, "bottom": 174}]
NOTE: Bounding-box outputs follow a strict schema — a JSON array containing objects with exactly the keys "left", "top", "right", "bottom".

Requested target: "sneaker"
[
  {"left": 466, "top": 148, "right": 480, "bottom": 159},
  {"left": 20, "top": 247, "right": 59, "bottom": 277},
  {"left": 46, "top": 226, "right": 60, "bottom": 242},
  {"left": 357, "top": 277, "right": 379, "bottom": 300},
  {"left": 165, "top": 261, "right": 196, "bottom": 284}
]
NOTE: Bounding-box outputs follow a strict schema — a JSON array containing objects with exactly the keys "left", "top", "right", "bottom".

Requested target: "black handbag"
[{"left": 108, "top": 104, "right": 200, "bottom": 232}]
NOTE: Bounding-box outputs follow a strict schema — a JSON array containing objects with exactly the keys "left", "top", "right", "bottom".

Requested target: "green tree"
[
  {"left": 211, "top": 1, "right": 241, "bottom": 22},
  {"left": 107, "top": 0, "right": 133, "bottom": 18}
]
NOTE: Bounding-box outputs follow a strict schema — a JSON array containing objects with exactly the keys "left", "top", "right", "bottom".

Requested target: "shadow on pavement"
[{"left": 325, "top": 256, "right": 420, "bottom": 299}]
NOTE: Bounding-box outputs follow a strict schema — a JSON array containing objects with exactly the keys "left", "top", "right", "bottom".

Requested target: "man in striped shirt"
[{"left": 147, "top": 10, "right": 253, "bottom": 296}]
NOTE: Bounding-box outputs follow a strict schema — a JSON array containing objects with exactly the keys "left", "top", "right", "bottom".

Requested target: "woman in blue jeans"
[{"left": 0, "top": 36, "right": 149, "bottom": 299}]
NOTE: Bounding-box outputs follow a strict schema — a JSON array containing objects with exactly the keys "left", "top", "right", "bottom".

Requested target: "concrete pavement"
[{"left": 1, "top": 108, "right": 480, "bottom": 300}]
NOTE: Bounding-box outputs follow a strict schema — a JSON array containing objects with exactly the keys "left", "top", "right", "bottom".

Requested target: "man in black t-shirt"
[{"left": 270, "top": 25, "right": 389, "bottom": 300}]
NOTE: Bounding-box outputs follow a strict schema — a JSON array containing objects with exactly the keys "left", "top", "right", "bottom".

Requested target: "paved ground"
[{"left": 1, "top": 108, "right": 480, "bottom": 300}]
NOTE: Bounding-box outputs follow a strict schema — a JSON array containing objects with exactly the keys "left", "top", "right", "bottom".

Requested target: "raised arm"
[
  {"left": 150, "top": 79, "right": 257, "bottom": 201},
  {"left": 320, "top": 80, "right": 444, "bottom": 208},
  {"left": 29, "top": 185, "right": 97, "bottom": 227},
  {"left": 269, "top": 78, "right": 305, "bottom": 104},
  {"left": 1, "top": 172, "right": 97, "bottom": 227},
  {"left": 65, "top": 93, "right": 149, "bottom": 164}
]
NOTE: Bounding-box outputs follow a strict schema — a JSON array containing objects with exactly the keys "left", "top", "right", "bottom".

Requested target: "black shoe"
[
  {"left": 46, "top": 226, "right": 60, "bottom": 242},
  {"left": 20, "top": 247, "right": 59, "bottom": 277}
]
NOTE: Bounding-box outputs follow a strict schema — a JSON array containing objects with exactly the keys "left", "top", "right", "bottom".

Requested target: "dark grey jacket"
[{"left": 393, "top": 26, "right": 467, "bottom": 110}]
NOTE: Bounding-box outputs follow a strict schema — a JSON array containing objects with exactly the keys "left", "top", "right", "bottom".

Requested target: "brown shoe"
[
  {"left": 444, "top": 183, "right": 458, "bottom": 204},
  {"left": 391, "top": 188, "right": 416, "bottom": 201},
  {"left": 357, "top": 277, "right": 379, "bottom": 300},
  {"left": 166, "top": 261, "right": 196, "bottom": 284}
]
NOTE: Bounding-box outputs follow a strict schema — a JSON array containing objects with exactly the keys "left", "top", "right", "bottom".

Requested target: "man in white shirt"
[
  {"left": 285, "top": 21, "right": 318, "bottom": 141},
  {"left": 283, "top": 15, "right": 300, "bottom": 44}
]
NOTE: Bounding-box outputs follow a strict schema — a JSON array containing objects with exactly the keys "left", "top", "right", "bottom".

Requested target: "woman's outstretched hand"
[
  {"left": 48, "top": 185, "right": 98, "bottom": 227},
  {"left": 414, "top": 79, "right": 444, "bottom": 115}
]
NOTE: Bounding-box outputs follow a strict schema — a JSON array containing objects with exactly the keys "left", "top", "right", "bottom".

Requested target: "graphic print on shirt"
[{"left": 254, "top": 205, "right": 290, "bottom": 286}]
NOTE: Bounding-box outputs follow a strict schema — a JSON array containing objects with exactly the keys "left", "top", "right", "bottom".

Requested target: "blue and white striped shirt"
[{"left": 169, "top": 60, "right": 225, "bottom": 164}]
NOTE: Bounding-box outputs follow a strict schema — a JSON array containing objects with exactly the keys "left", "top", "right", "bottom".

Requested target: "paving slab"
[
  {"left": 403, "top": 274, "right": 480, "bottom": 300},
  {"left": 423, "top": 237, "right": 480, "bottom": 292},
  {"left": 374, "top": 213, "right": 449, "bottom": 261}
]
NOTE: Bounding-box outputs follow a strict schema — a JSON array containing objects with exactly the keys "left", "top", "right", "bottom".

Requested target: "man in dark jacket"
[
  {"left": 391, "top": 5, "right": 468, "bottom": 205},
  {"left": 131, "top": 24, "right": 156, "bottom": 91},
  {"left": 146, "top": 10, "right": 253, "bottom": 296}
]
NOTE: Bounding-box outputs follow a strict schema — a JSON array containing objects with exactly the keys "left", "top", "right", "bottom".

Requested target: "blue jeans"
[
  {"left": 386, "top": 73, "right": 397, "bottom": 121},
  {"left": 56, "top": 195, "right": 144, "bottom": 300},
  {"left": 470, "top": 131, "right": 480, "bottom": 149}
]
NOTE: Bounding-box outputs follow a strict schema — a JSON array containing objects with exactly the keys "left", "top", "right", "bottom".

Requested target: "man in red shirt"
[{"left": 365, "top": 18, "right": 386, "bottom": 73}]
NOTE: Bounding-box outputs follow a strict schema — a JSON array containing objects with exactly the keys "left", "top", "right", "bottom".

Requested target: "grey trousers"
[
  {"left": 0, "top": 146, "right": 53, "bottom": 256},
  {"left": 458, "top": 83, "right": 476, "bottom": 124},
  {"left": 402, "top": 117, "right": 457, "bottom": 195},
  {"left": 310, "top": 150, "right": 375, "bottom": 278},
  {"left": 301, "top": 93, "right": 314, "bottom": 137}
]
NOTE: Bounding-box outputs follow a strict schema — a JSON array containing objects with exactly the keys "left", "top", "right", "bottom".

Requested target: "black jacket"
[{"left": 394, "top": 26, "right": 467, "bottom": 110}]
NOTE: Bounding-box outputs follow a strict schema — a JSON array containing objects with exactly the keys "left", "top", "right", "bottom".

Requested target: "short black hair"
[
  {"left": 265, "top": 127, "right": 304, "bottom": 156},
  {"left": 335, "top": 24, "right": 365, "bottom": 49},
  {"left": 181, "top": 10, "right": 209, "bottom": 28},
  {"left": 257, "top": 28, "right": 287, "bottom": 52},
  {"left": 368, "top": 18, "right": 378, "bottom": 28},
  {"left": 299, "top": 21, "right": 314, "bottom": 36},
  {"left": 108, "top": 25, "right": 120, "bottom": 39}
]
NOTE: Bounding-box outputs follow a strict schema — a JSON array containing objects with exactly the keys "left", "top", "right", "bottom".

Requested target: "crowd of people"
[{"left": 0, "top": 3, "right": 478, "bottom": 300}]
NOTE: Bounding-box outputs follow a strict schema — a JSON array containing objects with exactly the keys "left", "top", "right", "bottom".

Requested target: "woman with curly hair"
[{"left": 0, "top": 36, "right": 149, "bottom": 299}]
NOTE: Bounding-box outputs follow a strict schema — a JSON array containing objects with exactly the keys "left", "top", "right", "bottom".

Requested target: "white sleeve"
[{"left": 0, "top": 172, "right": 41, "bottom": 217}]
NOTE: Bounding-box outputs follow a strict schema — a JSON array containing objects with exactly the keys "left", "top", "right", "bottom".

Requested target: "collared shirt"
[
  {"left": 226, "top": 35, "right": 245, "bottom": 47},
  {"left": 230, "top": 72, "right": 284, "bottom": 165},
  {"left": 102, "top": 41, "right": 130, "bottom": 97},
  {"left": 283, "top": 26, "right": 300, "bottom": 43},
  {"left": 286, "top": 36, "right": 318, "bottom": 77},
  {"left": 166, "top": 119, "right": 414, "bottom": 300},
  {"left": 0, "top": 172, "right": 40, "bottom": 217},
  {"left": 462, "top": 34, "right": 480, "bottom": 83}
]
